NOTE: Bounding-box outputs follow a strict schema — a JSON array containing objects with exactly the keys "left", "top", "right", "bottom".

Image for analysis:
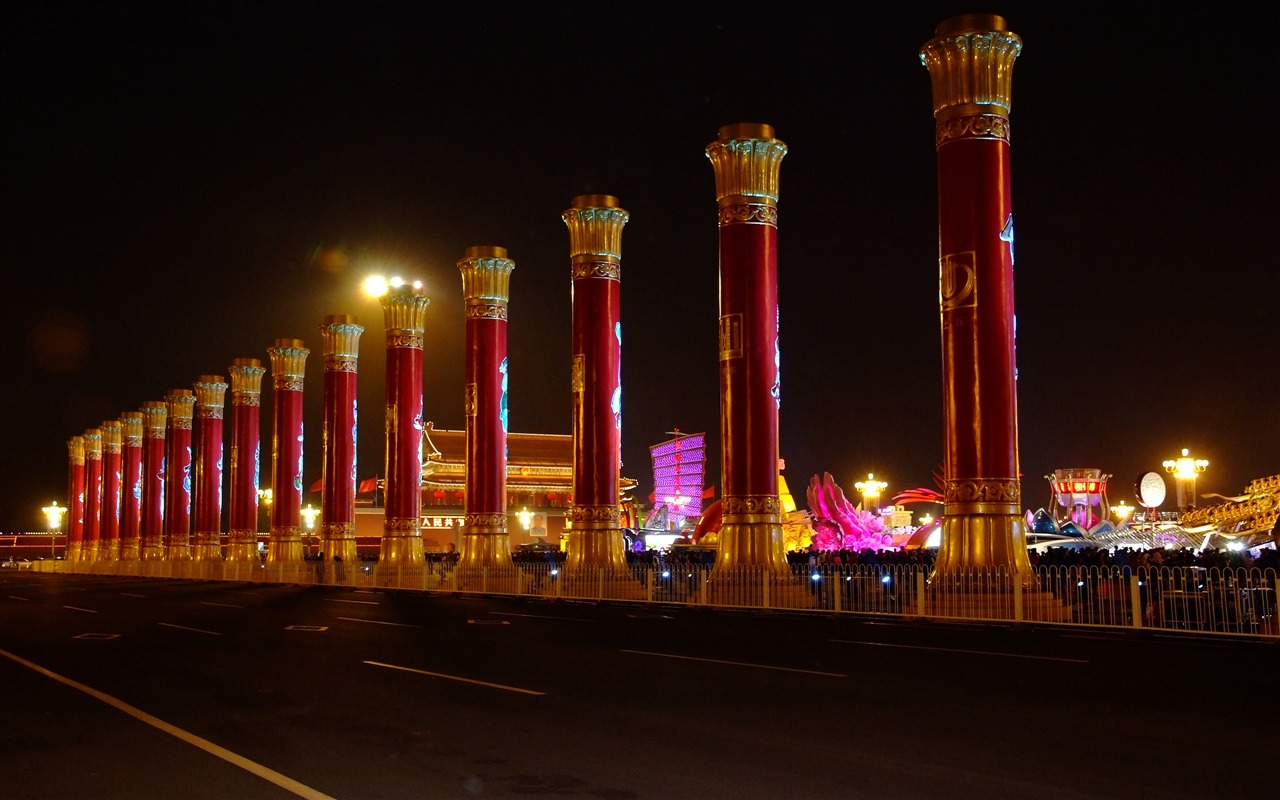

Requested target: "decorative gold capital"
[
  {"left": 67, "top": 435, "right": 85, "bottom": 464},
  {"left": 165, "top": 390, "right": 195, "bottom": 429},
  {"left": 380, "top": 286, "right": 431, "bottom": 337},
  {"left": 100, "top": 420, "right": 122, "bottom": 453},
  {"left": 141, "top": 401, "right": 167, "bottom": 436},
  {"left": 320, "top": 315, "right": 364, "bottom": 363},
  {"left": 193, "top": 375, "right": 228, "bottom": 418},
  {"left": 458, "top": 246, "right": 515, "bottom": 308},
  {"left": 920, "top": 15, "right": 1022, "bottom": 123},
  {"left": 563, "top": 196, "right": 629, "bottom": 260},
  {"left": 83, "top": 428, "right": 102, "bottom": 458},
  {"left": 267, "top": 339, "right": 309, "bottom": 389},
  {"left": 120, "top": 412, "right": 143, "bottom": 445},
  {"left": 706, "top": 123, "right": 787, "bottom": 210},
  {"left": 228, "top": 358, "right": 266, "bottom": 404},
  {"left": 570, "top": 260, "right": 621, "bottom": 281}
]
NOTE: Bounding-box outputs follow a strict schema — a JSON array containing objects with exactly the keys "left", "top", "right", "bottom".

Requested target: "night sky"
[{"left": 3, "top": 2, "right": 1276, "bottom": 533}]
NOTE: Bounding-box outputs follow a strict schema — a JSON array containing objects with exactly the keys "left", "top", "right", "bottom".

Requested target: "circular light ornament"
[{"left": 1136, "top": 472, "right": 1166, "bottom": 508}]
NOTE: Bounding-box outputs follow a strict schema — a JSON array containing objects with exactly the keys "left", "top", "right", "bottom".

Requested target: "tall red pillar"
[
  {"left": 921, "top": 15, "right": 1033, "bottom": 579},
  {"left": 66, "top": 435, "right": 85, "bottom": 562},
  {"left": 163, "top": 389, "right": 195, "bottom": 560},
  {"left": 139, "top": 401, "right": 167, "bottom": 561},
  {"left": 192, "top": 375, "right": 228, "bottom": 561},
  {"left": 98, "top": 419, "right": 123, "bottom": 562},
  {"left": 457, "top": 246, "right": 515, "bottom": 570},
  {"left": 319, "top": 315, "right": 363, "bottom": 565},
  {"left": 226, "top": 358, "right": 265, "bottom": 561},
  {"left": 82, "top": 427, "right": 102, "bottom": 562},
  {"left": 267, "top": 339, "right": 309, "bottom": 563},
  {"left": 705, "top": 124, "right": 797, "bottom": 587},
  {"left": 562, "top": 196, "right": 633, "bottom": 580},
  {"left": 378, "top": 286, "right": 429, "bottom": 567},
  {"left": 119, "top": 411, "right": 144, "bottom": 561}
]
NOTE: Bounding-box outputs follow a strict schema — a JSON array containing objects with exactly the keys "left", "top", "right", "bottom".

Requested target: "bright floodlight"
[{"left": 363, "top": 275, "right": 389, "bottom": 298}]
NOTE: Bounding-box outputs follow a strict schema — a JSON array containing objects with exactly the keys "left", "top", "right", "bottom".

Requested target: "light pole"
[
  {"left": 1110, "top": 501, "right": 1134, "bottom": 524},
  {"left": 1162, "top": 448, "right": 1208, "bottom": 510},
  {"left": 43, "top": 502, "right": 66, "bottom": 559},
  {"left": 301, "top": 504, "right": 320, "bottom": 556},
  {"left": 855, "top": 474, "right": 888, "bottom": 514}
]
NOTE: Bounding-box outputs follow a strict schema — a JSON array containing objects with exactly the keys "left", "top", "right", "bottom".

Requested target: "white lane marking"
[
  {"left": 620, "top": 649, "right": 847, "bottom": 677},
  {"left": 829, "top": 639, "right": 1089, "bottom": 663},
  {"left": 336, "top": 617, "right": 420, "bottom": 628},
  {"left": 159, "top": 622, "right": 221, "bottom": 636},
  {"left": 467, "top": 619, "right": 510, "bottom": 625},
  {"left": 120, "top": 592, "right": 148, "bottom": 598},
  {"left": 200, "top": 601, "right": 244, "bottom": 608},
  {"left": 63, "top": 605, "right": 97, "bottom": 613},
  {"left": 8, "top": 595, "right": 29, "bottom": 601},
  {"left": 490, "top": 611, "right": 587, "bottom": 621},
  {"left": 325, "top": 598, "right": 379, "bottom": 605},
  {"left": 364, "top": 660, "right": 546, "bottom": 695},
  {"left": 0, "top": 648, "right": 337, "bottom": 800}
]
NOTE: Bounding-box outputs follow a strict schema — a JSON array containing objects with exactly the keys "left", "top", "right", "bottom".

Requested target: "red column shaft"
[
  {"left": 140, "top": 401, "right": 167, "bottom": 560},
  {"left": 467, "top": 319, "right": 507, "bottom": 514},
  {"left": 571, "top": 276, "right": 621, "bottom": 506},
  {"left": 99, "top": 421, "right": 123, "bottom": 561},
  {"left": 66, "top": 436, "right": 85, "bottom": 559},
  {"left": 83, "top": 429, "right": 102, "bottom": 560},
  {"left": 120, "top": 412, "right": 143, "bottom": 559},
  {"left": 271, "top": 388, "right": 304, "bottom": 530},
  {"left": 228, "top": 399, "right": 262, "bottom": 531},
  {"left": 384, "top": 345, "right": 423, "bottom": 521},
  {"left": 164, "top": 390, "right": 195, "bottom": 558},
  {"left": 718, "top": 223, "right": 780, "bottom": 498}
]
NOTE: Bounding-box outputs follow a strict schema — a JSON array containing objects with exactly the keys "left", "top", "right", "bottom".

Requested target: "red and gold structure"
[
  {"left": 319, "top": 315, "right": 363, "bottom": 565},
  {"left": 921, "top": 15, "right": 1033, "bottom": 580},
  {"left": 379, "top": 285, "right": 430, "bottom": 566},
  {"left": 704, "top": 123, "right": 809, "bottom": 606},
  {"left": 192, "top": 375, "right": 228, "bottom": 561},
  {"left": 163, "top": 389, "right": 195, "bottom": 560},
  {"left": 561, "top": 195, "right": 637, "bottom": 590},
  {"left": 267, "top": 339, "right": 309, "bottom": 563},
  {"left": 226, "top": 358, "right": 266, "bottom": 561},
  {"left": 66, "top": 435, "right": 86, "bottom": 562},
  {"left": 457, "top": 246, "right": 515, "bottom": 572},
  {"left": 98, "top": 419, "right": 123, "bottom": 562},
  {"left": 82, "top": 427, "right": 103, "bottom": 562},
  {"left": 139, "top": 401, "right": 167, "bottom": 560},
  {"left": 119, "top": 411, "right": 144, "bottom": 560}
]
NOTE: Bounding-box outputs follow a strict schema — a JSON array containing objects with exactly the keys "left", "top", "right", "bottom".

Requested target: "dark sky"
[{"left": 3, "top": 1, "right": 1276, "bottom": 532}]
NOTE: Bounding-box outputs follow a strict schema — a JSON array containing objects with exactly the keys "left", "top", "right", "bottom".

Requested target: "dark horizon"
[{"left": 3, "top": 2, "right": 1275, "bottom": 532}]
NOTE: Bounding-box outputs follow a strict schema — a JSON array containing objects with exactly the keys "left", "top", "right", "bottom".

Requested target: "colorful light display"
[{"left": 649, "top": 431, "right": 706, "bottom": 531}]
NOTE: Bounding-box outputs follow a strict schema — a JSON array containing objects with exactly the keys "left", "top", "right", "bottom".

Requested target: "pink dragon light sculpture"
[{"left": 805, "top": 472, "right": 892, "bottom": 551}]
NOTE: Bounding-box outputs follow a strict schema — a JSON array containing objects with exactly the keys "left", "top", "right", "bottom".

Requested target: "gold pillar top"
[
  {"left": 100, "top": 420, "right": 122, "bottom": 453},
  {"left": 193, "top": 375, "right": 229, "bottom": 411},
  {"left": 563, "top": 196, "right": 629, "bottom": 260},
  {"left": 459, "top": 246, "right": 515, "bottom": 304},
  {"left": 380, "top": 285, "right": 431, "bottom": 334},
  {"left": 141, "top": 401, "right": 168, "bottom": 435},
  {"left": 920, "top": 14, "right": 1022, "bottom": 120},
  {"left": 165, "top": 389, "right": 196, "bottom": 423},
  {"left": 83, "top": 428, "right": 102, "bottom": 457},
  {"left": 320, "top": 315, "right": 364, "bottom": 359},
  {"left": 68, "top": 435, "right": 85, "bottom": 464},
  {"left": 706, "top": 123, "right": 787, "bottom": 208},
  {"left": 120, "top": 412, "right": 143, "bottom": 443},
  {"left": 267, "top": 340, "right": 310, "bottom": 379}
]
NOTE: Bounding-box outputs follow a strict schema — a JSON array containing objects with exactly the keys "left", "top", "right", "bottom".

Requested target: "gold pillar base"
[
  {"left": 118, "top": 541, "right": 141, "bottom": 561},
  {"left": 190, "top": 531, "right": 222, "bottom": 561},
  {"left": 267, "top": 526, "right": 303, "bottom": 563},
  {"left": 562, "top": 528, "right": 629, "bottom": 572},
  {"left": 711, "top": 519, "right": 791, "bottom": 572},
  {"left": 164, "top": 543, "right": 190, "bottom": 560},
  {"left": 225, "top": 530, "right": 259, "bottom": 561},
  {"left": 82, "top": 542, "right": 99, "bottom": 562},
  {"left": 66, "top": 542, "right": 82, "bottom": 561},
  {"left": 321, "top": 522, "right": 358, "bottom": 565},
  {"left": 380, "top": 520, "right": 424, "bottom": 566},
  {"left": 140, "top": 540, "right": 165, "bottom": 561},
  {"left": 933, "top": 510, "right": 1033, "bottom": 583},
  {"left": 458, "top": 530, "right": 513, "bottom": 569}
]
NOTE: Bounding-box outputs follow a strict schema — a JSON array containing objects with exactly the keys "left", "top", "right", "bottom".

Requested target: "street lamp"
[
  {"left": 854, "top": 474, "right": 888, "bottom": 513},
  {"left": 1110, "top": 501, "right": 1134, "bottom": 523},
  {"left": 1161, "top": 448, "right": 1208, "bottom": 509},
  {"left": 42, "top": 502, "right": 66, "bottom": 559},
  {"left": 301, "top": 504, "right": 320, "bottom": 557},
  {"left": 517, "top": 507, "right": 532, "bottom": 530}
]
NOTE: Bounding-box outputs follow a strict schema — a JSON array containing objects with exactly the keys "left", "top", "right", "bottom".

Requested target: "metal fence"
[{"left": 32, "top": 558, "right": 1280, "bottom": 639}]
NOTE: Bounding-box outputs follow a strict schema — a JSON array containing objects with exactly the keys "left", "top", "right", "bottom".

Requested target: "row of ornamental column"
[{"left": 60, "top": 13, "right": 1030, "bottom": 582}]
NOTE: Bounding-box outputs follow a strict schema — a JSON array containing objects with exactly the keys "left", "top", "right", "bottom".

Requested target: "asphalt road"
[{"left": 2, "top": 571, "right": 1276, "bottom": 800}]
